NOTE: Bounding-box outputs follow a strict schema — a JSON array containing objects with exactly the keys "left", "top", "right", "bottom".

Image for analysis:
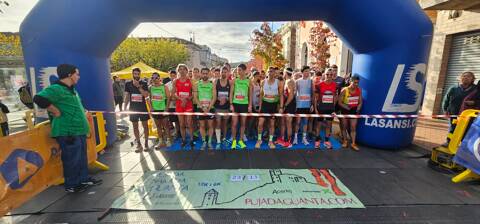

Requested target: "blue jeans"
[{"left": 56, "top": 135, "right": 89, "bottom": 189}]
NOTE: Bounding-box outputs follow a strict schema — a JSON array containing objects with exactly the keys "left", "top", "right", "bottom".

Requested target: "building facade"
[
  {"left": 166, "top": 37, "right": 228, "bottom": 69},
  {"left": 279, "top": 21, "right": 353, "bottom": 76},
  {"left": 419, "top": 0, "right": 480, "bottom": 115}
]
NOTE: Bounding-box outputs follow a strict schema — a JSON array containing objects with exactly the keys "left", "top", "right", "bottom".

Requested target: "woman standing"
[{"left": 338, "top": 75, "right": 362, "bottom": 151}]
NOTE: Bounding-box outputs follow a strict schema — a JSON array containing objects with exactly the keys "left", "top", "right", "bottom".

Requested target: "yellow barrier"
[
  {"left": 25, "top": 110, "right": 34, "bottom": 130},
  {"left": 0, "top": 113, "right": 107, "bottom": 216},
  {"left": 90, "top": 112, "right": 109, "bottom": 171}
]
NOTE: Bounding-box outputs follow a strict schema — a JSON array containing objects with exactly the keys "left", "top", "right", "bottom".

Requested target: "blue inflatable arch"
[{"left": 20, "top": 0, "right": 432, "bottom": 149}]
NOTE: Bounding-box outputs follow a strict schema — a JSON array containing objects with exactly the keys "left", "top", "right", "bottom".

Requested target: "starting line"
[{"left": 110, "top": 169, "right": 364, "bottom": 210}]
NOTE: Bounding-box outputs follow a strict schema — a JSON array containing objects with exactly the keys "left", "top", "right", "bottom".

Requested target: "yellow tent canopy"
[{"left": 111, "top": 62, "right": 169, "bottom": 80}]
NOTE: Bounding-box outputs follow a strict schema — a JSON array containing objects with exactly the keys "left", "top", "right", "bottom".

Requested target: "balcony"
[{"left": 419, "top": 0, "right": 480, "bottom": 10}]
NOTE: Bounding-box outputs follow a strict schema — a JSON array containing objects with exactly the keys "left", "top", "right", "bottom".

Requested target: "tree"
[
  {"left": 308, "top": 21, "right": 336, "bottom": 70},
  {"left": 251, "top": 22, "right": 287, "bottom": 69},
  {"left": 110, "top": 38, "right": 189, "bottom": 72},
  {"left": 0, "top": 33, "right": 22, "bottom": 56}
]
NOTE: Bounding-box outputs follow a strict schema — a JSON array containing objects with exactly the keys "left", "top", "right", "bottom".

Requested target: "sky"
[{"left": 0, "top": 0, "right": 284, "bottom": 63}]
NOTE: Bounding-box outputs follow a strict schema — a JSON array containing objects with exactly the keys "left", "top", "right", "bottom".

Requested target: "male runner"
[
  {"left": 293, "top": 66, "right": 314, "bottom": 145},
  {"left": 149, "top": 72, "right": 171, "bottom": 149},
  {"left": 314, "top": 68, "right": 337, "bottom": 149},
  {"left": 124, "top": 68, "right": 150, "bottom": 152},
  {"left": 331, "top": 64, "right": 346, "bottom": 140},
  {"left": 214, "top": 66, "right": 232, "bottom": 149},
  {"left": 229, "top": 64, "right": 252, "bottom": 149},
  {"left": 277, "top": 68, "right": 296, "bottom": 148},
  {"left": 193, "top": 68, "right": 217, "bottom": 150},
  {"left": 255, "top": 66, "right": 284, "bottom": 149},
  {"left": 166, "top": 70, "right": 180, "bottom": 139},
  {"left": 338, "top": 75, "right": 362, "bottom": 151},
  {"left": 171, "top": 64, "right": 195, "bottom": 149}
]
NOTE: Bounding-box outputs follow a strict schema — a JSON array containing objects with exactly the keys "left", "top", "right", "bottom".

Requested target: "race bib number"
[
  {"left": 264, "top": 94, "right": 276, "bottom": 100},
  {"left": 200, "top": 100, "right": 210, "bottom": 107},
  {"left": 348, "top": 96, "right": 359, "bottom": 106},
  {"left": 322, "top": 95, "right": 334, "bottom": 104},
  {"left": 298, "top": 94, "right": 310, "bottom": 101},
  {"left": 178, "top": 92, "right": 189, "bottom": 98},
  {"left": 218, "top": 91, "right": 229, "bottom": 100},
  {"left": 152, "top": 94, "right": 163, "bottom": 101},
  {"left": 131, "top": 94, "right": 143, "bottom": 102},
  {"left": 235, "top": 95, "right": 245, "bottom": 100}
]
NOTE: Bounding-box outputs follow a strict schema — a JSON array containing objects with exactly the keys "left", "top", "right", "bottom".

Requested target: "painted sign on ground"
[{"left": 111, "top": 169, "right": 364, "bottom": 210}]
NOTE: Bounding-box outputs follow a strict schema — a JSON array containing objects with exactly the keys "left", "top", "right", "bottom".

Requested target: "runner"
[
  {"left": 124, "top": 68, "right": 150, "bottom": 152},
  {"left": 256, "top": 66, "right": 284, "bottom": 149},
  {"left": 165, "top": 70, "right": 180, "bottom": 139},
  {"left": 248, "top": 71, "right": 261, "bottom": 140},
  {"left": 171, "top": 64, "right": 195, "bottom": 150},
  {"left": 331, "top": 64, "right": 347, "bottom": 141},
  {"left": 277, "top": 68, "right": 296, "bottom": 148},
  {"left": 192, "top": 67, "right": 200, "bottom": 80},
  {"left": 293, "top": 66, "right": 314, "bottom": 145},
  {"left": 191, "top": 67, "right": 201, "bottom": 139},
  {"left": 229, "top": 64, "right": 252, "bottom": 150},
  {"left": 214, "top": 66, "right": 232, "bottom": 150},
  {"left": 213, "top": 67, "right": 221, "bottom": 79},
  {"left": 338, "top": 75, "right": 362, "bottom": 151},
  {"left": 148, "top": 72, "right": 172, "bottom": 149},
  {"left": 193, "top": 68, "right": 217, "bottom": 150},
  {"left": 314, "top": 68, "right": 337, "bottom": 149}
]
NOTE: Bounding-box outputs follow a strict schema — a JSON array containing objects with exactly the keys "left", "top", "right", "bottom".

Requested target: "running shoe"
[
  {"left": 81, "top": 177, "right": 103, "bottom": 186},
  {"left": 207, "top": 141, "right": 214, "bottom": 150},
  {"left": 324, "top": 141, "right": 332, "bottom": 149},
  {"left": 181, "top": 140, "right": 187, "bottom": 149},
  {"left": 238, "top": 140, "right": 247, "bottom": 149},
  {"left": 201, "top": 142, "right": 207, "bottom": 150},
  {"left": 65, "top": 184, "right": 88, "bottom": 193},
  {"left": 275, "top": 138, "right": 286, "bottom": 146},
  {"left": 243, "top": 134, "right": 248, "bottom": 142},
  {"left": 255, "top": 140, "right": 262, "bottom": 149},
  {"left": 134, "top": 141, "right": 143, "bottom": 153},
  {"left": 215, "top": 143, "right": 221, "bottom": 150},
  {"left": 342, "top": 140, "right": 348, "bottom": 148},
  {"left": 268, "top": 141, "right": 276, "bottom": 149},
  {"left": 351, "top": 143, "right": 360, "bottom": 151},
  {"left": 314, "top": 141, "right": 321, "bottom": 149},
  {"left": 165, "top": 139, "right": 172, "bottom": 148},
  {"left": 292, "top": 135, "right": 298, "bottom": 145},
  {"left": 302, "top": 137, "right": 310, "bottom": 146},
  {"left": 231, "top": 140, "right": 237, "bottom": 149},
  {"left": 283, "top": 141, "right": 293, "bottom": 149}
]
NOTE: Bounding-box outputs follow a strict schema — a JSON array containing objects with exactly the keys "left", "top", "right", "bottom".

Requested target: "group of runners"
[{"left": 122, "top": 63, "right": 363, "bottom": 152}]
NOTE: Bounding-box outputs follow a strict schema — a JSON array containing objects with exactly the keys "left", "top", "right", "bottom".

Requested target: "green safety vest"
[
  {"left": 150, "top": 85, "right": 167, "bottom": 111},
  {"left": 232, "top": 78, "right": 249, "bottom": 105},
  {"left": 197, "top": 81, "right": 213, "bottom": 108}
]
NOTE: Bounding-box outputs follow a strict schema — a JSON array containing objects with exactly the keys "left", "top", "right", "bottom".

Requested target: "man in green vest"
[
  {"left": 148, "top": 72, "right": 172, "bottom": 149},
  {"left": 193, "top": 68, "right": 217, "bottom": 150},
  {"left": 33, "top": 64, "right": 102, "bottom": 193}
]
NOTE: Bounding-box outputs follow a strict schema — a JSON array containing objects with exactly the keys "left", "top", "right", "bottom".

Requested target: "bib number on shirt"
[
  {"left": 348, "top": 96, "right": 359, "bottom": 106},
  {"left": 298, "top": 94, "right": 310, "bottom": 101},
  {"left": 131, "top": 94, "right": 143, "bottom": 102},
  {"left": 264, "top": 94, "right": 276, "bottom": 101},
  {"left": 152, "top": 94, "right": 163, "bottom": 101},
  {"left": 178, "top": 92, "right": 189, "bottom": 98},
  {"left": 322, "top": 95, "right": 334, "bottom": 104}
]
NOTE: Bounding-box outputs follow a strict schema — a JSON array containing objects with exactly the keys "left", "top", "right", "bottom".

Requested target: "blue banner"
[{"left": 454, "top": 117, "right": 480, "bottom": 174}]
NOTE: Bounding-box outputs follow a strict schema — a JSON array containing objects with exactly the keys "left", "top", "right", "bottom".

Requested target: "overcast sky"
[{"left": 0, "top": 0, "right": 284, "bottom": 62}]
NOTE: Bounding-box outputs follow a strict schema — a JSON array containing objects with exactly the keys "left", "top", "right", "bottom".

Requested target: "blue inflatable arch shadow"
[{"left": 20, "top": 0, "right": 432, "bottom": 149}]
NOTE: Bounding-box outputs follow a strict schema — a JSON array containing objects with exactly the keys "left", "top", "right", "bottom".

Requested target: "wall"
[{"left": 421, "top": 10, "right": 480, "bottom": 115}]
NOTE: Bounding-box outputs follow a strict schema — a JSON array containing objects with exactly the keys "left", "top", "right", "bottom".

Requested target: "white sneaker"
[
  {"left": 302, "top": 137, "right": 309, "bottom": 146},
  {"left": 243, "top": 134, "right": 248, "bottom": 142},
  {"left": 292, "top": 135, "right": 298, "bottom": 145}
]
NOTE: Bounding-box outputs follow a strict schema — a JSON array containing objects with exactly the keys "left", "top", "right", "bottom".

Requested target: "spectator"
[
  {"left": 460, "top": 79, "right": 480, "bottom": 112},
  {"left": 112, "top": 76, "right": 124, "bottom": 111},
  {"left": 442, "top": 71, "right": 476, "bottom": 146},
  {"left": 0, "top": 101, "right": 9, "bottom": 136},
  {"left": 33, "top": 64, "right": 102, "bottom": 193}
]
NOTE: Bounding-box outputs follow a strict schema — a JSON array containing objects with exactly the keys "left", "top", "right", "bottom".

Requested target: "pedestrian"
[
  {"left": 460, "top": 79, "right": 480, "bottom": 112},
  {"left": 230, "top": 64, "right": 252, "bottom": 149},
  {"left": 0, "top": 100, "right": 9, "bottom": 136},
  {"left": 112, "top": 76, "right": 124, "bottom": 111},
  {"left": 293, "top": 66, "right": 314, "bottom": 146},
  {"left": 314, "top": 68, "right": 337, "bottom": 149},
  {"left": 124, "top": 68, "right": 150, "bottom": 152},
  {"left": 33, "top": 64, "right": 102, "bottom": 193},
  {"left": 193, "top": 68, "right": 217, "bottom": 150},
  {"left": 172, "top": 64, "right": 195, "bottom": 150},
  {"left": 165, "top": 70, "right": 180, "bottom": 139},
  {"left": 214, "top": 66, "right": 232, "bottom": 149},
  {"left": 442, "top": 71, "right": 476, "bottom": 146}
]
